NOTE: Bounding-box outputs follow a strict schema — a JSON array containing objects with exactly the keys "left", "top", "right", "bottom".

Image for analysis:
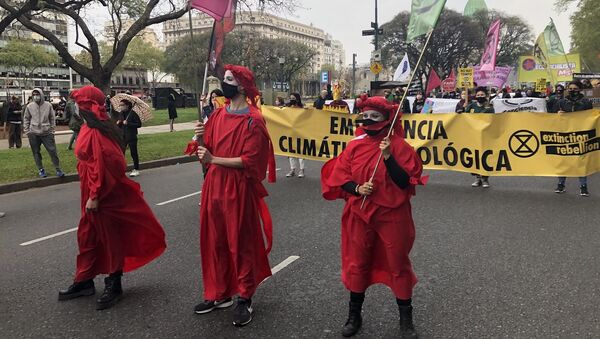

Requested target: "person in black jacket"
[
  {"left": 7, "top": 96, "right": 23, "bottom": 148},
  {"left": 313, "top": 90, "right": 328, "bottom": 109},
  {"left": 412, "top": 92, "right": 425, "bottom": 113},
  {"left": 546, "top": 84, "right": 565, "bottom": 113},
  {"left": 555, "top": 80, "right": 593, "bottom": 196},
  {"left": 167, "top": 94, "right": 178, "bottom": 132},
  {"left": 116, "top": 99, "right": 142, "bottom": 177}
]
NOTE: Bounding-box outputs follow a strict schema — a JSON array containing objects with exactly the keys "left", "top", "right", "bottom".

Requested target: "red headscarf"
[
  {"left": 72, "top": 85, "right": 109, "bottom": 121},
  {"left": 356, "top": 94, "right": 403, "bottom": 136},
  {"left": 225, "top": 64, "right": 260, "bottom": 108}
]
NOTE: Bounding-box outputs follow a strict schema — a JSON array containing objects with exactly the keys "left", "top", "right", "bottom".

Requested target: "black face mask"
[
  {"left": 476, "top": 97, "right": 487, "bottom": 104},
  {"left": 355, "top": 118, "right": 378, "bottom": 126},
  {"left": 364, "top": 128, "right": 385, "bottom": 136},
  {"left": 568, "top": 90, "right": 579, "bottom": 98},
  {"left": 221, "top": 82, "right": 239, "bottom": 99}
]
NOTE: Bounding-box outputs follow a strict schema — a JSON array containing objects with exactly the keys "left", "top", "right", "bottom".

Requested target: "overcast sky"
[
  {"left": 291, "top": 0, "right": 576, "bottom": 65},
  {"left": 69, "top": 0, "right": 576, "bottom": 66}
]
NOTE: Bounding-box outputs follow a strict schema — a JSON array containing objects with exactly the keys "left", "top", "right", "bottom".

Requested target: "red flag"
[
  {"left": 207, "top": 0, "right": 236, "bottom": 73},
  {"left": 426, "top": 68, "right": 442, "bottom": 96},
  {"left": 448, "top": 67, "right": 456, "bottom": 80},
  {"left": 190, "top": 0, "right": 234, "bottom": 21},
  {"left": 480, "top": 19, "right": 501, "bottom": 72}
]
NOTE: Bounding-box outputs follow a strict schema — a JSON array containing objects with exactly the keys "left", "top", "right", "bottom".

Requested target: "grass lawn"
[
  {"left": 0, "top": 130, "right": 196, "bottom": 184},
  {"left": 145, "top": 107, "right": 201, "bottom": 126}
]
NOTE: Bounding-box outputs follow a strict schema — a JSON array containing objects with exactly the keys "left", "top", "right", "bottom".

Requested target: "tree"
[
  {"left": 0, "top": 38, "right": 58, "bottom": 89},
  {"left": 0, "top": 0, "right": 298, "bottom": 93},
  {"left": 122, "top": 37, "right": 165, "bottom": 92},
  {"left": 555, "top": 0, "right": 600, "bottom": 71},
  {"left": 163, "top": 32, "right": 317, "bottom": 91},
  {"left": 379, "top": 8, "right": 533, "bottom": 90}
]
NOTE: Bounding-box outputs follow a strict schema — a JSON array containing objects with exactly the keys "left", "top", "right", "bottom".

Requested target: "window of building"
[{"left": 129, "top": 77, "right": 133, "bottom": 85}]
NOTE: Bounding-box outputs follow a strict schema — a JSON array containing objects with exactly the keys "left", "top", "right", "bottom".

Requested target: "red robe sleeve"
[
  {"left": 241, "top": 118, "right": 270, "bottom": 183},
  {"left": 321, "top": 139, "right": 356, "bottom": 201},
  {"left": 82, "top": 130, "right": 120, "bottom": 201}
]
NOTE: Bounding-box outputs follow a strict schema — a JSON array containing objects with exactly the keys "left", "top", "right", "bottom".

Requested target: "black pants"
[
  {"left": 8, "top": 123, "right": 22, "bottom": 148},
  {"left": 125, "top": 138, "right": 139, "bottom": 170}
]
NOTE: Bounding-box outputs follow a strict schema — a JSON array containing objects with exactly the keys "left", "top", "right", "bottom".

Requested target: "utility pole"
[
  {"left": 352, "top": 53, "right": 357, "bottom": 97},
  {"left": 362, "top": 0, "right": 383, "bottom": 82},
  {"left": 374, "top": 0, "right": 379, "bottom": 81}
]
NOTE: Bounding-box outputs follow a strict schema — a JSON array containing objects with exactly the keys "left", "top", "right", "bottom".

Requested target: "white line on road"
[
  {"left": 156, "top": 191, "right": 201, "bottom": 206},
  {"left": 270, "top": 255, "right": 300, "bottom": 276},
  {"left": 19, "top": 227, "right": 78, "bottom": 246}
]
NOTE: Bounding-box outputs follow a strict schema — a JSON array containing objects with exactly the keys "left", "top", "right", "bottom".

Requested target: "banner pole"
[{"left": 361, "top": 28, "right": 435, "bottom": 209}]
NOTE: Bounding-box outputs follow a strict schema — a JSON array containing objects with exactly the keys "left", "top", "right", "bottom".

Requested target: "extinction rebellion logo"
[{"left": 509, "top": 130, "right": 539, "bottom": 158}]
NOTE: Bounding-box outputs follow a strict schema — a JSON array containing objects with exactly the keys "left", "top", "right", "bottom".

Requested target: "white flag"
[{"left": 393, "top": 53, "right": 411, "bottom": 82}]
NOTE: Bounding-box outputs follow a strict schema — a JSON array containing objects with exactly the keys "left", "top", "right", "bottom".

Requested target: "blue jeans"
[{"left": 558, "top": 177, "right": 587, "bottom": 186}]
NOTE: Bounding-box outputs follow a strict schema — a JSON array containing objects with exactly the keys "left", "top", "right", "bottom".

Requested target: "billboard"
[{"left": 518, "top": 53, "right": 580, "bottom": 83}]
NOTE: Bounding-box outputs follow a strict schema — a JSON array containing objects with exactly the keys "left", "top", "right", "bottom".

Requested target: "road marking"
[
  {"left": 156, "top": 191, "right": 201, "bottom": 206},
  {"left": 20, "top": 227, "right": 78, "bottom": 246},
  {"left": 270, "top": 255, "right": 300, "bottom": 275}
]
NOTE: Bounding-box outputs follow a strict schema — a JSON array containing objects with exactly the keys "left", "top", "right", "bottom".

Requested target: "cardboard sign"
[{"left": 458, "top": 68, "right": 474, "bottom": 88}]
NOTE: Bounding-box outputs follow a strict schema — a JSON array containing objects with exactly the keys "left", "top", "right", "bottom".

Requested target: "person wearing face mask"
[
  {"left": 321, "top": 95, "right": 426, "bottom": 338},
  {"left": 455, "top": 90, "right": 469, "bottom": 113},
  {"left": 285, "top": 93, "right": 306, "bottom": 177},
  {"left": 464, "top": 87, "right": 495, "bottom": 188},
  {"left": 546, "top": 84, "right": 565, "bottom": 113},
  {"left": 412, "top": 92, "right": 425, "bottom": 113},
  {"left": 189, "top": 64, "right": 276, "bottom": 327},
  {"left": 23, "top": 88, "right": 65, "bottom": 178},
  {"left": 116, "top": 99, "right": 142, "bottom": 177},
  {"left": 555, "top": 80, "right": 593, "bottom": 196},
  {"left": 58, "top": 85, "right": 166, "bottom": 311}
]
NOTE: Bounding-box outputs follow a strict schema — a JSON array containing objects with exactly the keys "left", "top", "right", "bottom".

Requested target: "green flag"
[
  {"left": 543, "top": 19, "right": 566, "bottom": 56},
  {"left": 406, "top": 0, "right": 447, "bottom": 42},
  {"left": 463, "top": 0, "right": 488, "bottom": 17},
  {"left": 533, "top": 32, "right": 555, "bottom": 83}
]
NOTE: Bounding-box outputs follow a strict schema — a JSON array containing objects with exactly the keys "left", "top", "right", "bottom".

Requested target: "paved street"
[{"left": 1, "top": 158, "right": 599, "bottom": 339}]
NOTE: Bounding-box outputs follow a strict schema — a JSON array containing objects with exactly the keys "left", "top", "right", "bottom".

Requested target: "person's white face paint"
[
  {"left": 361, "top": 110, "right": 386, "bottom": 122},
  {"left": 223, "top": 70, "right": 239, "bottom": 86}
]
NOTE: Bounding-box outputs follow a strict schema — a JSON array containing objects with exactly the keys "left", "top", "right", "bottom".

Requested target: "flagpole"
[
  {"left": 188, "top": 8, "right": 203, "bottom": 120},
  {"left": 201, "top": 20, "right": 217, "bottom": 114},
  {"left": 361, "top": 28, "right": 435, "bottom": 209}
]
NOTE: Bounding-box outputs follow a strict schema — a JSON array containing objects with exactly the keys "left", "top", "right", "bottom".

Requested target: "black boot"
[
  {"left": 58, "top": 280, "right": 95, "bottom": 301},
  {"left": 341, "top": 301, "right": 363, "bottom": 337},
  {"left": 399, "top": 305, "right": 418, "bottom": 339},
  {"left": 96, "top": 271, "right": 123, "bottom": 310}
]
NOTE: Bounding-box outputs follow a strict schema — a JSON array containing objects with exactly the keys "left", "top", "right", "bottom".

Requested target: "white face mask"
[{"left": 33, "top": 95, "right": 41, "bottom": 102}]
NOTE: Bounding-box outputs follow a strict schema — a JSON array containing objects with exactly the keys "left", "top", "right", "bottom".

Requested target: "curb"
[{"left": 0, "top": 155, "right": 198, "bottom": 195}]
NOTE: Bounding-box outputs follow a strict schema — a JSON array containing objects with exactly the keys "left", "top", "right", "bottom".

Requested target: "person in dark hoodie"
[
  {"left": 167, "top": 93, "right": 178, "bottom": 132},
  {"left": 411, "top": 92, "right": 425, "bottom": 113},
  {"left": 546, "top": 84, "right": 565, "bottom": 113},
  {"left": 116, "top": 99, "right": 142, "bottom": 177},
  {"left": 7, "top": 96, "right": 23, "bottom": 149},
  {"left": 555, "top": 80, "right": 593, "bottom": 196},
  {"left": 23, "top": 88, "right": 65, "bottom": 178}
]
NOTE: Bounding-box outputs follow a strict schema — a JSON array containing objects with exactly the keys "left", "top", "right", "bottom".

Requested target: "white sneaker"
[
  {"left": 471, "top": 180, "right": 482, "bottom": 187},
  {"left": 0, "top": 212, "right": 5, "bottom": 218},
  {"left": 286, "top": 169, "right": 295, "bottom": 177},
  {"left": 129, "top": 169, "right": 140, "bottom": 177},
  {"left": 298, "top": 169, "right": 305, "bottom": 178}
]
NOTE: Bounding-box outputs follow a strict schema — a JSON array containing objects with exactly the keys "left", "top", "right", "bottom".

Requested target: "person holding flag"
[
  {"left": 188, "top": 64, "right": 276, "bottom": 327},
  {"left": 321, "top": 95, "right": 426, "bottom": 338}
]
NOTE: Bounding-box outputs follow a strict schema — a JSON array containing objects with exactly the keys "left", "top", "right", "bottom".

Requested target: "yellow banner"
[
  {"left": 262, "top": 106, "right": 600, "bottom": 177},
  {"left": 518, "top": 53, "right": 580, "bottom": 83}
]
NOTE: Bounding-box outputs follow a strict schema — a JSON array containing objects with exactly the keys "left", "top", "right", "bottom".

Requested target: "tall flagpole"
[
  {"left": 188, "top": 7, "right": 203, "bottom": 120},
  {"left": 361, "top": 28, "right": 436, "bottom": 209}
]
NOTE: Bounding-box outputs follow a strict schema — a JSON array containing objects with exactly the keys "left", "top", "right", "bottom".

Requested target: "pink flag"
[
  {"left": 480, "top": 19, "right": 501, "bottom": 72},
  {"left": 426, "top": 68, "right": 442, "bottom": 96},
  {"left": 190, "top": 0, "right": 234, "bottom": 21}
]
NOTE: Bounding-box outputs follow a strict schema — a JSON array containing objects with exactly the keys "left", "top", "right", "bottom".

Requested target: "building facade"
[{"left": 0, "top": 9, "right": 70, "bottom": 92}]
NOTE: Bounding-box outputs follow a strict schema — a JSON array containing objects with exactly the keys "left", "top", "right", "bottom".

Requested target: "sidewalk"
[{"left": 0, "top": 122, "right": 197, "bottom": 150}]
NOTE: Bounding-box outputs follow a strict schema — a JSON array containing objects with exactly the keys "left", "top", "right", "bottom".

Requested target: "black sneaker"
[
  {"left": 580, "top": 185, "right": 590, "bottom": 197},
  {"left": 58, "top": 280, "right": 95, "bottom": 301},
  {"left": 194, "top": 298, "right": 233, "bottom": 314},
  {"left": 555, "top": 184, "right": 566, "bottom": 194},
  {"left": 232, "top": 298, "right": 253, "bottom": 327},
  {"left": 96, "top": 273, "right": 123, "bottom": 310}
]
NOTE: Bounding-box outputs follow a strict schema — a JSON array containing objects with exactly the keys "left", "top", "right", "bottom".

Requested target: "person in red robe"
[
  {"left": 58, "top": 85, "right": 166, "bottom": 310},
  {"left": 187, "top": 64, "right": 276, "bottom": 327},
  {"left": 321, "top": 95, "right": 426, "bottom": 338}
]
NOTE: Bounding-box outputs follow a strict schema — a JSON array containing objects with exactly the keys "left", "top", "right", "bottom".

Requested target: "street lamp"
[{"left": 279, "top": 57, "right": 285, "bottom": 91}]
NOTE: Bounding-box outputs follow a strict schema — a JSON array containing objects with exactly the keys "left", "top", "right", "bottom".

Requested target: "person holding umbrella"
[{"left": 111, "top": 94, "right": 152, "bottom": 177}]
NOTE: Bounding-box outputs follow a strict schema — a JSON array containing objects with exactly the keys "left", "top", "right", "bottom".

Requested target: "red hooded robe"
[
  {"left": 321, "top": 96, "right": 425, "bottom": 299},
  {"left": 197, "top": 65, "right": 275, "bottom": 300},
  {"left": 72, "top": 86, "right": 166, "bottom": 282}
]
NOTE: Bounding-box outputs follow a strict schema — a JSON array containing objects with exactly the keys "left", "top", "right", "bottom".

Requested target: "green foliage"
[
  {"left": 163, "top": 32, "right": 317, "bottom": 90},
  {"left": 0, "top": 38, "right": 58, "bottom": 88},
  {"left": 565, "top": 0, "right": 600, "bottom": 71}
]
